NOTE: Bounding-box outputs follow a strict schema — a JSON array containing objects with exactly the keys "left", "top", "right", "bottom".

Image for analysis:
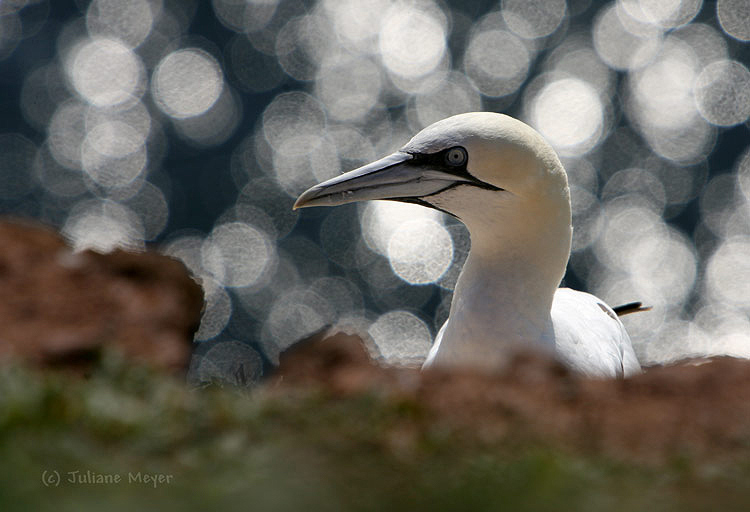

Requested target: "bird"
[{"left": 294, "top": 112, "right": 642, "bottom": 378}]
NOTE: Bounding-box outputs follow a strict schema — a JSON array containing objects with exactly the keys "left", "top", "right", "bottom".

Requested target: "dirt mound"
[
  {"left": 0, "top": 218, "right": 203, "bottom": 372},
  {"left": 278, "top": 331, "right": 750, "bottom": 463}
]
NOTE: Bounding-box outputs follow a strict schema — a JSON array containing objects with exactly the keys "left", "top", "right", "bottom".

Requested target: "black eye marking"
[
  {"left": 445, "top": 146, "right": 467, "bottom": 167},
  {"left": 408, "top": 146, "right": 468, "bottom": 169},
  {"left": 405, "top": 147, "right": 503, "bottom": 193}
]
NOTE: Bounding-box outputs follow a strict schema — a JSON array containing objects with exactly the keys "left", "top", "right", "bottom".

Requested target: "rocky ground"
[
  {"left": 1, "top": 218, "right": 750, "bottom": 511},
  {"left": 0, "top": 219, "right": 203, "bottom": 372},
  {"left": 278, "top": 332, "right": 750, "bottom": 466}
]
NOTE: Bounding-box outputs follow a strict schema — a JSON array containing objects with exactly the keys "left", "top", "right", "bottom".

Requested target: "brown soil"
[
  {"left": 278, "top": 331, "right": 750, "bottom": 464},
  {"left": 0, "top": 218, "right": 203, "bottom": 372}
]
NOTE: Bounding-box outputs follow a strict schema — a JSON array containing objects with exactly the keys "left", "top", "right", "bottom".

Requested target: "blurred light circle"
[
  {"left": 237, "top": 178, "right": 300, "bottom": 238},
  {"left": 81, "top": 141, "right": 147, "bottom": 189},
  {"left": 671, "top": 23, "right": 727, "bottom": 68},
  {"left": 202, "top": 222, "right": 274, "bottom": 288},
  {"left": 172, "top": 86, "right": 242, "bottom": 147},
  {"left": 437, "top": 222, "right": 470, "bottom": 290},
  {"left": 328, "top": 125, "right": 377, "bottom": 167},
  {"left": 152, "top": 48, "right": 224, "bottom": 119},
  {"left": 413, "top": 71, "right": 482, "bottom": 129},
  {"left": 263, "top": 287, "right": 335, "bottom": 362},
  {"left": 502, "top": 0, "right": 567, "bottom": 39},
  {"left": 275, "top": 14, "right": 332, "bottom": 82},
  {"left": 368, "top": 310, "right": 432, "bottom": 366},
  {"left": 85, "top": 100, "right": 152, "bottom": 143},
  {"left": 272, "top": 134, "right": 340, "bottom": 196},
  {"left": 549, "top": 44, "right": 614, "bottom": 99},
  {"left": 564, "top": 156, "right": 598, "bottom": 192},
  {"left": 162, "top": 235, "right": 205, "bottom": 277},
  {"left": 593, "top": 4, "right": 661, "bottom": 70},
  {"left": 360, "top": 201, "right": 442, "bottom": 256},
  {"left": 221, "top": 202, "right": 278, "bottom": 243},
  {"left": 628, "top": 41, "right": 698, "bottom": 130},
  {"left": 618, "top": 0, "right": 701, "bottom": 29},
  {"left": 706, "top": 237, "right": 750, "bottom": 309},
  {"left": 596, "top": 201, "right": 665, "bottom": 270},
  {"left": 378, "top": 3, "right": 447, "bottom": 79},
  {"left": 70, "top": 38, "right": 145, "bottom": 107},
  {"left": 694, "top": 60, "right": 750, "bottom": 127},
  {"left": 84, "top": 120, "right": 146, "bottom": 158},
  {"left": 62, "top": 199, "right": 145, "bottom": 252},
  {"left": 628, "top": 229, "right": 697, "bottom": 305},
  {"left": 212, "top": 0, "right": 279, "bottom": 33},
  {"left": 530, "top": 77, "right": 603, "bottom": 156},
  {"left": 124, "top": 182, "right": 169, "bottom": 240},
  {"left": 310, "top": 276, "right": 365, "bottom": 315},
  {"left": 325, "top": 0, "right": 390, "bottom": 54},
  {"left": 262, "top": 91, "right": 327, "bottom": 156},
  {"left": 86, "top": 0, "right": 155, "bottom": 48},
  {"left": 194, "top": 279, "right": 233, "bottom": 341},
  {"left": 717, "top": 0, "right": 750, "bottom": 41},
  {"left": 242, "top": 2, "right": 302, "bottom": 55},
  {"left": 464, "top": 29, "right": 530, "bottom": 97},
  {"left": 79, "top": 115, "right": 149, "bottom": 189},
  {"left": 47, "top": 100, "right": 88, "bottom": 170},
  {"left": 638, "top": 119, "right": 716, "bottom": 164},
  {"left": 569, "top": 185, "right": 604, "bottom": 252},
  {"left": 315, "top": 54, "right": 383, "bottom": 122},
  {"left": 387, "top": 218, "right": 453, "bottom": 285},
  {"left": 692, "top": 307, "right": 750, "bottom": 359},
  {"left": 360, "top": 254, "right": 405, "bottom": 293},
  {"left": 33, "top": 144, "right": 88, "bottom": 198},
  {"left": 601, "top": 168, "right": 666, "bottom": 214}
]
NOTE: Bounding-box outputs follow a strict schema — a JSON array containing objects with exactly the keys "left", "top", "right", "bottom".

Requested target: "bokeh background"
[{"left": 1, "top": 0, "right": 749, "bottom": 382}]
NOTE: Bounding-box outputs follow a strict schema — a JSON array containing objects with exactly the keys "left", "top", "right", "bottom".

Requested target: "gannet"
[{"left": 294, "top": 112, "right": 641, "bottom": 378}]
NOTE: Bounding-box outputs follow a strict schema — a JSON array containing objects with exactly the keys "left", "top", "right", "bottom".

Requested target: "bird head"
[{"left": 294, "top": 112, "right": 571, "bottom": 246}]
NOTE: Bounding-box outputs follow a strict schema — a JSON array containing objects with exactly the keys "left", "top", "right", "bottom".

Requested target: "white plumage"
[{"left": 295, "top": 112, "right": 641, "bottom": 378}]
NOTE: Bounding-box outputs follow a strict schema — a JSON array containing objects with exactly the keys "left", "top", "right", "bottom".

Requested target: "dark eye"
[{"left": 445, "top": 147, "right": 467, "bottom": 167}]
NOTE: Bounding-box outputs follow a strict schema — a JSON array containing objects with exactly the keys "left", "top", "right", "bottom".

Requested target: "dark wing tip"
[{"left": 612, "top": 301, "right": 653, "bottom": 317}]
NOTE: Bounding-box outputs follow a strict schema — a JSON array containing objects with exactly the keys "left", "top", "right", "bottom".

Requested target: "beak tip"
[
  {"left": 291, "top": 151, "right": 415, "bottom": 211},
  {"left": 293, "top": 188, "right": 317, "bottom": 210}
]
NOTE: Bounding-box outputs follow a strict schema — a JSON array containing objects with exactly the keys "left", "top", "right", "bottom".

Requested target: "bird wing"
[{"left": 551, "top": 288, "right": 641, "bottom": 378}]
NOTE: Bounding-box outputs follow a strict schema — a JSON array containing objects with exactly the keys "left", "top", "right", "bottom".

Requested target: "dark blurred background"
[{"left": 1, "top": 0, "right": 749, "bottom": 381}]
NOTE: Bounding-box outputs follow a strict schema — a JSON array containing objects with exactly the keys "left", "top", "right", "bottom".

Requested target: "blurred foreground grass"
[{"left": 1, "top": 354, "right": 749, "bottom": 512}]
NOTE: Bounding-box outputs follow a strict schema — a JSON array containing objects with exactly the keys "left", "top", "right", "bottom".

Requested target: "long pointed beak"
[{"left": 293, "top": 151, "right": 471, "bottom": 210}]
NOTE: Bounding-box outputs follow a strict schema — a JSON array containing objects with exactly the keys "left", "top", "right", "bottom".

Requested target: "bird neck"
[
  {"left": 436, "top": 196, "right": 572, "bottom": 367},
  {"left": 463, "top": 191, "right": 572, "bottom": 307}
]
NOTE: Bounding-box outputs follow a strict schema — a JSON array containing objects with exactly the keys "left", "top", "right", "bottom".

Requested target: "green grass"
[{"left": 1, "top": 354, "right": 749, "bottom": 511}]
